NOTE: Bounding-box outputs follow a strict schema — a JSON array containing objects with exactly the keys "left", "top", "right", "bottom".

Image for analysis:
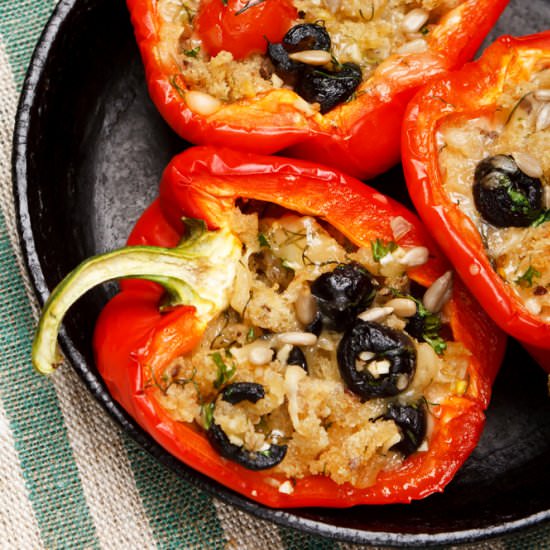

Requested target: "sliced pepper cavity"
[
  {"left": 402, "top": 31, "right": 550, "bottom": 369},
  {"left": 126, "top": 0, "right": 508, "bottom": 179},
  {"left": 34, "top": 146, "right": 505, "bottom": 508}
]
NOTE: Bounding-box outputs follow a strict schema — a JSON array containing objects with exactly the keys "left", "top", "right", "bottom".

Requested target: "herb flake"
[
  {"left": 371, "top": 238, "right": 398, "bottom": 262},
  {"left": 515, "top": 265, "right": 541, "bottom": 288},
  {"left": 532, "top": 210, "right": 550, "bottom": 228},
  {"left": 211, "top": 352, "right": 236, "bottom": 389},
  {"left": 183, "top": 46, "right": 200, "bottom": 58},
  {"left": 506, "top": 184, "right": 531, "bottom": 214},
  {"left": 416, "top": 300, "right": 447, "bottom": 355},
  {"left": 202, "top": 402, "right": 215, "bottom": 429}
]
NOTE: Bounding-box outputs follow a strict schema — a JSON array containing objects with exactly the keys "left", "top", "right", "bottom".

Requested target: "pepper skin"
[
  {"left": 94, "top": 146, "right": 505, "bottom": 507},
  {"left": 126, "top": 0, "right": 508, "bottom": 179},
  {"left": 402, "top": 32, "right": 550, "bottom": 370}
]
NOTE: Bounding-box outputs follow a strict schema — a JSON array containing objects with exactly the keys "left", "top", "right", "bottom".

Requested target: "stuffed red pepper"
[
  {"left": 402, "top": 31, "right": 550, "bottom": 369},
  {"left": 127, "top": 0, "right": 507, "bottom": 179},
  {"left": 33, "top": 147, "right": 505, "bottom": 507}
]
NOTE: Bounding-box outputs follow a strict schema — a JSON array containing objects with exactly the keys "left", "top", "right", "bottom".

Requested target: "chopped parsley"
[
  {"left": 183, "top": 46, "right": 200, "bottom": 58},
  {"left": 506, "top": 184, "right": 531, "bottom": 214},
  {"left": 392, "top": 290, "right": 448, "bottom": 355},
  {"left": 371, "top": 238, "right": 398, "bottom": 262},
  {"left": 169, "top": 75, "right": 186, "bottom": 98},
  {"left": 258, "top": 233, "right": 270, "bottom": 248},
  {"left": 532, "top": 210, "right": 550, "bottom": 228},
  {"left": 515, "top": 265, "right": 541, "bottom": 288},
  {"left": 415, "top": 300, "right": 447, "bottom": 355},
  {"left": 202, "top": 402, "right": 215, "bottom": 430},
  {"left": 422, "top": 332, "right": 447, "bottom": 356},
  {"left": 211, "top": 352, "right": 236, "bottom": 389}
]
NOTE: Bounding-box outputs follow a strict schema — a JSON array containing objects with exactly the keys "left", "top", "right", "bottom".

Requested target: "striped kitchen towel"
[{"left": 0, "top": 0, "right": 549, "bottom": 548}]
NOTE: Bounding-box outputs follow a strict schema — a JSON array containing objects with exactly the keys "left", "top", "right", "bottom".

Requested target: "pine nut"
[
  {"left": 276, "top": 344, "right": 293, "bottom": 364},
  {"left": 536, "top": 102, "right": 550, "bottom": 132},
  {"left": 385, "top": 298, "right": 417, "bottom": 318},
  {"left": 544, "top": 186, "right": 550, "bottom": 209},
  {"left": 379, "top": 252, "right": 396, "bottom": 266},
  {"left": 423, "top": 271, "right": 453, "bottom": 313},
  {"left": 534, "top": 89, "right": 550, "bottom": 102},
  {"left": 396, "top": 374, "right": 409, "bottom": 390},
  {"left": 359, "top": 351, "right": 375, "bottom": 361},
  {"left": 294, "top": 289, "right": 317, "bottom": 325},
  {"left": 390, "top": 216, "right": 413, "bottom": 240},
  {"left": 358, "top": 306, "right": 394, "bottom": 322},
  {"left": 513, "top": 152, "right": 543, "bottom": 179},
  {"left": 271, "top": 73, "right": 284, "bottom": 88},
  {"left": 402, "top": 8, "right": 429, "bottom": 34},
  {"left": 492, "top": 155, "right": 516, "bottom": 172},
  {"left": 185, "top": 90, "right": 222, "bottom": 116},
  {"left": 397, "top": 38, "right": 428, "bottom": 55},
  {"left": 367, "top": 359, "right": 391, "bottom": 377},
  {"left": 525, "top": 298, "right": 542, "bottom": 316},
  {"left": 288, "top": 50, "right": 333, "bottom": 66},
  {"left": 399, "top": 246, "right": 429, "bottom": 267},
  {"left": 417, "top": 440, "right": 429, "bottom": 452},
  {"left": 278, "top": 480, "right": 295, "bottom": 494},
  {"left": 248, "top": 346, "right": 273, "bottom": 365},
  {"left": 278, "top": 332, "right": 317, "bottom": 346}
]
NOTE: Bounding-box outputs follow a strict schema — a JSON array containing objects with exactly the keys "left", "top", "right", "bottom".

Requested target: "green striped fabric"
[{"left": 1, "top": 1, "right": 550, "bottom": 548}]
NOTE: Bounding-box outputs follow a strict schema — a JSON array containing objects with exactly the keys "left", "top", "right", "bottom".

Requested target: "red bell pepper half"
[
  {"left": 126, "top": 0, "right": 507, "bottom": 179},
  {"left": 402, "top": 31, "right": 550, "bottom": 370},
  {"left": 32, "top": 147, "right": 506, "bottom": 507}
]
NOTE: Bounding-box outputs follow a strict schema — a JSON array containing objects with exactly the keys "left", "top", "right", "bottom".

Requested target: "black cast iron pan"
[{"left": 13, "top": 0, "right": 550, "bottom": 545}]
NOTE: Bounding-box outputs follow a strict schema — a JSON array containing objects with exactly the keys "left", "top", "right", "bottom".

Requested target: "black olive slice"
[
  {"left": 295, "top": 63, "right": 362, "bottom": 114},
  {"left": 268, "top": 24, "right": 331, "bottom": 78},
  {"left": 221, "top": 382, "right": 265, "bottom": 405},
  {"left": 306, "top": 311, "right": 323, "bottom": 336},
  {"left": 337, "top": 321, "right": 416, "bottom": 399},
  {"left": 282, "top": 23, "right": 331, "bottom": 53},
  {"left": 267, "top": 42, "right": 302, "bottom": 77},
  {"left": 207, "top": 423, "right": 287, "bottom": 470},
  {"left": 473, "top": 154, "right": 543, "bottom": 227},
  {"left": 405, "top": 312, "right": 425, "bottom": 341},
  {"left": 287, "top": 346, "right": 308, "bottom": 372},
  {"left": 384, "top": 401, "right": 427, "bottom": 457},
  {"left": 310, "top": 262, "right": 376, "bottom": 330}
]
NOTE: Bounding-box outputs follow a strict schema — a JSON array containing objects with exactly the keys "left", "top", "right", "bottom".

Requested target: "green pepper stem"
[{"left": 33, "top": 228, "right": 242, "bottom": 375}]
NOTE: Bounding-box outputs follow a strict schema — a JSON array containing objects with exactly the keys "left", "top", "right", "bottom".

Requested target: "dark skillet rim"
[{"left": 11, "top": 0, "right": 550, "bottom": 545}]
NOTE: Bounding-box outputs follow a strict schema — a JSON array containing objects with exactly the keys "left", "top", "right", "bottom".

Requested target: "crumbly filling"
[
  {"left": 157, "top": 0, "right": 461, "bottom": 102},
  {"left": 438, "top": 68, "right": 550, "bottom": 320},
  {"left": 148, "top": 208, "right": 469, "bottom": 489}
]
